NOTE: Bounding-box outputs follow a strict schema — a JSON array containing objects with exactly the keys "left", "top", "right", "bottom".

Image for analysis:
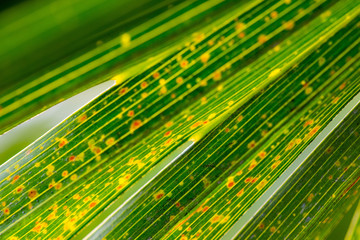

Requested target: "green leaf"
[{"left": 1, "top": 0, "right": 360, "bottom": 239}]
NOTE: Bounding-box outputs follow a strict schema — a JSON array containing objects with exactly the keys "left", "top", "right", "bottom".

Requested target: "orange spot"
[
  {"left": 55, "top": 183, "right": 62, "bottom": 190},
  {"left": 119, "top": 87, "right": 128, "bottom": 95},
  {"left": 78, "top": 114, "right": 87, "bottom": 123},
  {"left": 238, "top": 32, "right": 245, "bottom": 38},
  {"left": 213, "top": 71, "right": 222, "bottom": 81},
  {"left": 190, "top": 121, "right": 202, "bottom": 130},
  {"left": 28, "top": 189, "right": 38, "bottom": 199},
  {"left": 332, "top": 97, "right": 339, "bottom": 104},
  {"left": 154, "top": 190, "right": 165, "bottom": 201},
  {"left": 73, "top": 194, "right": 81, "bottom": 200},
  {"left": 258, "top": 151, "right": 266, "bottom": 159},
  {"left": 16, "top": 186, "right": 24, "bottom": 193},
  {"left": 307, "top": 193, "right": 315, "bottom": 202},
  {"left": 127, "top": 110, "right": 134, "bottom": 117},
  {"left": 245, "top": 177, "right": 252, "bottom": 183},
  {"left": 3, "top": 207, "right": 10, "bottom": 215},
  {"left": 141, "top": 81, "right": 148, "bottom": 89},
  {"left": 62, "top": 171, "right": 68, "bottom": 177},
  {"left": 271, "top": 161, "right": 281, "bottom": 170},
  {"left": 308, "top": 125, "right": 321, "bottom": 137},
  {"left": 105, "top": 137, "right": 115, "bottom": 146},
  {"left": 270, "top": 11, "right": 278, "bottom": 18},
  {"left": 236, "top": 189, "right": 244, "bottom": 197},
  {"left": 69, "top": 155, "right": 76, "bottom": 162},
  {"left": 247, "top": 140, "right": 256, "bottom": 149},
  {"left": 235, "top": 22, "right": 246, "bottom": 32},
  {"left": 258, "top": 34, "right": 268, "bottom": 44},
  {"left": 89, "top": 202, "right": 97, "bottom": 208},
  {"left": 164, "top": 138, "right": 173, "bottom": 146},
  {"left": 180, "top": 60, "right": 188, "bottom": 68},
  {"left": 180, "top": 235, "right": 188, "bottom": 240},
  {"left": 210, "top": 214, "right": 223, "bottom": 224},
  {"left": 202, "top": 206, "right": 210, "bottom": 212},
  {"left": 176, "top": 77, "right": 184, "bottom": 84},
  {"left": 59, "top": 138, "right": 68, "bottom": 148},
  {"left": 304, "top": 119, "right": 314, "bottom": 127},
  {"left": 283, "top": 20, "right": 295, "bottom": 30},
  {"left": 153, "top": 72, "right": 160, "bottom": 79},
  {"left": 339, "top": 82, "right": 346, "bottom": 90},
  {"left": 187, "top": 115, "right": 194, "bottom": 121},
  {"left": 92, "top": 147, "right": 102, "bottom": 155},
  {"left": 165, "top": 121, "right": 173, "bottom": 128},
  {"left": 249, "top": 159, "right": 258, "bottom": 171},
  {"left": 237, "top": 116, "right": 244, "bottom": 122},
  {"left": 227, "top": 177, "right": 235, "bottom": 188},
  {"left": 286, "top": 141, "right": 295, "bottom": 151},
  {"left": 270, "top": 226, "right": 277, "bottom": 233},
  {"left": 164, "top": 131, "right": 172, "bottom": 137},
  {"left": 12, "top": 175, "right": 20, "bottom": 184},
  {"left": 200, "top": 53, "right": 210, "bottom": 63},
  {"left": 130, "top": 120, "right": 142, "bottom": 132}
]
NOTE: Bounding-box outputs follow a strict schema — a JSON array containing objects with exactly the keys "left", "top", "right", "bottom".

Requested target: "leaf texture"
[{"left": 0, "top": 0, "right": 360, "bottom": 239}]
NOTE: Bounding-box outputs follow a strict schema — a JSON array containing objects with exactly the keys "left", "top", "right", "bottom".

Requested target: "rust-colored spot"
[
  {"left": 119, "top": 87, "right": 128, "bottom": 95},
  {"left": 130, "top": 119, "right": 142, "bottom": 132},
  {"left": 154, "top": 190, "right": 165, "bottom": 200},
  {"left": 12, "top": 175, "right": 20, "bottom": 184},
  {"left": 78, "top": 114, "right": 87, "bottom": 123},
  {"left": 164, "top": 130, "right": 172, "bottom": 137},
  {"left": 153, "top": 72, "right": 160, "bottom": 79},
  {"left": 89, "top": 202, "right": 97, "bottom": 208},
  {"left": 28, "top": 189, "right": 38, "bottom": 199}
]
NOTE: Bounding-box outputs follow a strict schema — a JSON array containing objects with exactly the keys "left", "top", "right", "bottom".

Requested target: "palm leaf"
[{"left": 0, "top": 0, "right": 360, "bottom": 239}]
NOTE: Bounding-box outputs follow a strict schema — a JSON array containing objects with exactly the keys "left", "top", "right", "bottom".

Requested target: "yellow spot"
[
  {"left": 159, "top": 86, "right": 167, "bottom": 95},
  {"left": 208, "top": 113, "right": 216, "bottom": 120},
  {"left": 318, "top": 57, "right": 326, "bottom": 66},
  {"left": 256, "top": 179, "right": 268, "bottom": 190},
  {"left": 46, "top": 164, "right": 55, "bottom": 176},
  {"left": 159, "top": 79, "right": 166, "bottom": 85},
  {"left": 120, "top": 33, "right": 131, "bottom": 47},
  {"left": 210, "top": 214, "right": 223, "bottom": 224},
  {"left": 73, "top": 194, "right": 81, "bottom": 200},
  {"left": 268, "top": 68, "right": 281, "bottom": 79},
  {"left": 235, "top": 22, "right": 246, "bottom": 32}
]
